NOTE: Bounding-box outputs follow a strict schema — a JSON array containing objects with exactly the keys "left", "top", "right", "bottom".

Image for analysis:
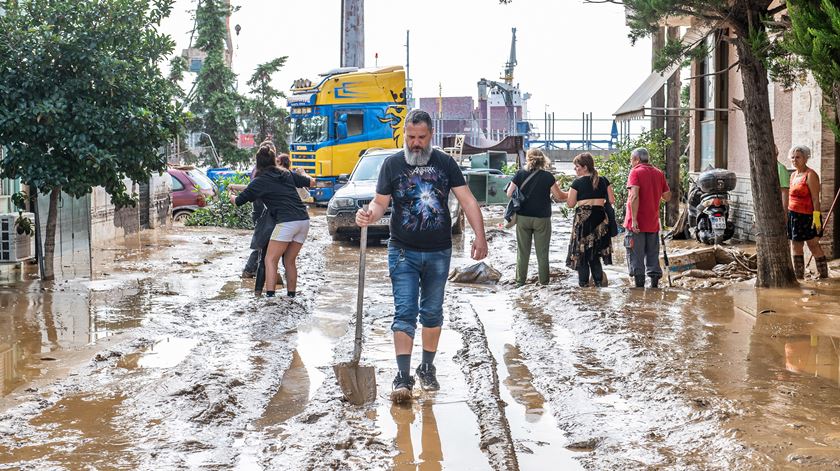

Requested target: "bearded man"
[{"left": 356, "top": 109, "right": 488, "bottom": 402}]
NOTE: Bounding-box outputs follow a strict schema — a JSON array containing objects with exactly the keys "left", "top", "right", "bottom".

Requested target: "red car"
[{"left": 167, "top": 167, "right": 218, "bottom": 222}]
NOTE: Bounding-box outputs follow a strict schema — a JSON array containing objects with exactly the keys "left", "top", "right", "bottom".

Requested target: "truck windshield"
[
  {"left": 292, "top": 116, "right": 328, "bottom": 143},
  {"left": 351, "top": 153, "right": 390, "bottom": 181}
]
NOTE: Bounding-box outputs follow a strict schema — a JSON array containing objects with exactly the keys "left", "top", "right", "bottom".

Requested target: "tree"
[
  {"left": 616, "top": 0, "right": 797, "bottom": 288},
  {"left": 244, "top": 57, "right": 290, "bottom": 152},
  {"left": 189, "top": 0, "right": 248, "bottom": 166},
  {"left": 782, "top": 0, "right": 840, "bottom": 139},
  {"left": 0, "top": 0, "right": 181, "bottom": 280}
]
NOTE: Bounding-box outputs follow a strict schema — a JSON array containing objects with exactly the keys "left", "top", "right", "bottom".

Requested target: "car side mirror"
[{"left": 337, "top": 173, "right": 349, "bottom": 183}]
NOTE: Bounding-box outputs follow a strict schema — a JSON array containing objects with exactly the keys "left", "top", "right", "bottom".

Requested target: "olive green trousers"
[{"left": 515, "top": 214, "right": 552, "bottom": 285}]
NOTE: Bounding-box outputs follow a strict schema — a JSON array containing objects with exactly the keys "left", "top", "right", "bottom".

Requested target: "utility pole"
[
  {"left": 340, "top": 0, "right": 364, "bottom": 68},
  {"left": 405, "top": 30, "right": 413, "bottom": 108}
]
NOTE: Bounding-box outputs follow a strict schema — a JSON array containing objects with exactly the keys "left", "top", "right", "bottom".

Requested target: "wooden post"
[
  {"left": 665, "top": 26, "right": 681, "bottom": 226},
  {"left": 651, "top": 27, "right": 666, "bottom": 132}
]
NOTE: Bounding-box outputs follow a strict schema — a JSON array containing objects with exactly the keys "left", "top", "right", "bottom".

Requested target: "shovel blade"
[{"left": 333, "top": 362, "right": 377, "bottom": 405}]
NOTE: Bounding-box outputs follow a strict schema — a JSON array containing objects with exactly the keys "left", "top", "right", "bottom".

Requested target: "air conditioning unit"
[{"left": 0, "top": 212, "right": 35, "bottom": 263}]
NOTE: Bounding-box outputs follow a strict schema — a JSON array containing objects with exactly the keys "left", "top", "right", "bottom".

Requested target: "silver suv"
[{"left": 326, "top": 148, "right": 465, "bottom": 242}]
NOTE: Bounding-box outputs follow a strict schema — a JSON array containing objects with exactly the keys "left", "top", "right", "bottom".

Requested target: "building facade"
[{"left": 686, "top": 31, "right": 838, "bottom": 257}]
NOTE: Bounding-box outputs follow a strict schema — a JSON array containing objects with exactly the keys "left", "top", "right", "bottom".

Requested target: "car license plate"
[
  {"left": 711, "top": 216, "right": 726, "bottom": 230},
  {"left": 376, "top": 217, "right": 390, "bottom": 226}
]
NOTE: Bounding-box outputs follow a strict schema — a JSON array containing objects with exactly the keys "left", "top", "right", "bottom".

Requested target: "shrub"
[
  {"left": 593, "top": 129, "right": 676, "bottom": 222},
  {"left": 185, "top": 174, "right": 255, "bottom": 229}
]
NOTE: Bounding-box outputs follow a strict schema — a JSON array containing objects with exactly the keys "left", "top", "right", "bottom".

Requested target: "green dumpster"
[
  {"left": 465, "top": 170, "right": 512, "bottom": 205},
  {"left": 470, "top": 151, "right": 507, "bottom": 171}
]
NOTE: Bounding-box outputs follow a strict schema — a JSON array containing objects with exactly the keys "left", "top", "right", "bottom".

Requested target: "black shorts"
[{"left": 787, "top": 210, "right": 820, "bottom": 241}]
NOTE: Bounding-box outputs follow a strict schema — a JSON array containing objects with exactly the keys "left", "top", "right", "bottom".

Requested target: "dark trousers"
[
  {"left": 625, "top": 232, "right": 662, "bottom": 279},
  {"left": 577, "top": 247, "right": 604, "bottom": 287},
  {"left": 244, "top": 249, "right": 259, "bottom": 274},
  {"left": 254, "top": 246, "right": 268, "bottom": 293}
]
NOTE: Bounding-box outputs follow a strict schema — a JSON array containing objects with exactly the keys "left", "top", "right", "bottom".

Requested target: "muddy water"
[
  {"left": 3, "top": 208, "right": 840, "bottom": 469},
  {"left": 466, "top": 294, "right": 582, "bottom": 470}
]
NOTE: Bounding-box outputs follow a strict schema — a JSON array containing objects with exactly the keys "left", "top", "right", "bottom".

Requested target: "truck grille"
[{"left": 356, "top": 199, "right": 371, "bottom": 208}]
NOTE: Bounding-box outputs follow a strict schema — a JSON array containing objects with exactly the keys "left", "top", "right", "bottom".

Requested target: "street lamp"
[{"left": 197, "top": 132, "right": 221, "bottom": 167}]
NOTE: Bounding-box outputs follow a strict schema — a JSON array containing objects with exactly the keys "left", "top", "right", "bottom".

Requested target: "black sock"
[
  {"left": 265, "top": 291, "right": 275, "bottom": 297},
  {"left": 422, "top": 349, "right": 436, "bottom": 366},
  {"left": 287, "top": 291, "right": 296, "bottom": 298},
  {"left": 396, "top": 354, "right": 411, "bottom": 376}
]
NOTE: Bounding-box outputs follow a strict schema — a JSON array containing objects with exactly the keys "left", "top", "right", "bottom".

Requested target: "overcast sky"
[{"left": 161, "top": 0, "right": 653, "bottom": 131}]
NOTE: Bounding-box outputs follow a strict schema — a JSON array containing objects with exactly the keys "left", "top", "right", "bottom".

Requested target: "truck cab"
[{"left": 288, "top": 66, "right": 407, "bottom": 203}]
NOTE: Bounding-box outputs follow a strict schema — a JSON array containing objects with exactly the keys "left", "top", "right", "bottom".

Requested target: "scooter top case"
[{"left": 697, "top": 168, "right": 737, "bottom": 193}]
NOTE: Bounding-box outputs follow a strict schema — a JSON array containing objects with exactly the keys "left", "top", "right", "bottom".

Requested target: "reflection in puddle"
[
  {"left": 258, "top": 350, "right": 310, "bottom": 427},
  {"left": 0, "top": 342, "right": 23, "bottom": 396},
  {"left": 783, "top": 335, "right": 840, "bottom": 384},
  {"left": 258, "top": 311, "right": 348, "bottom": 430},
  {"left": 374, "top": 312, "right": 489, "bottom": 470},
  {"left": 118, "top": 337, "right": 198, "bottom": 369},
  {"left": 503, "top": 344, "right": 545, "bottom": 421},
  {"left": 391, "top": 401, "right": 443, "bottom": 471}
]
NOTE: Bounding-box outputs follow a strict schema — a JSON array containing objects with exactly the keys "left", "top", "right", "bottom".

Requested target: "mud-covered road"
[{"left": 2, "top": 207, "right": 840, "bottom": 470}]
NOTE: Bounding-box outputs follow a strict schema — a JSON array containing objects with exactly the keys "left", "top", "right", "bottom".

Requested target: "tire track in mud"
[
  {"left": 510, "top": 284, "right": 754, "bottom": 469},
  {"left": 250, "top": 232, "right": 397, "bottom": 470},
  {"left": 474, "top": 211, "right": 755, "bottom": 469},
  {"left": 447, "top": 301, "right": 520, "bottom": 471}
]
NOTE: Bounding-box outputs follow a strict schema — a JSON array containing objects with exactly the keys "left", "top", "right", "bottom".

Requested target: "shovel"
[
  {"left": 661, "top": 233, "right": 673, "bottom": 287},
  {"left": 332, "top": 210, "right": 377, "bottom": 405}
]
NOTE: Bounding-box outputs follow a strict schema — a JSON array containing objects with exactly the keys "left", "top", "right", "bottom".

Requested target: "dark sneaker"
[
  {"left": 650, "top": 277, "right": 660, "bottom": 289},
  {"left": 415, "top": 363, "right": 440, "bottom": 391},
  {"left": 391, "top": 371, "right": 415, "bottom": 403},
  {"left": 241, "top": 270, "right": 256, "bottom": 279},
  {"left": 633, "top": 275, "right": 646, "bottom": 288}
]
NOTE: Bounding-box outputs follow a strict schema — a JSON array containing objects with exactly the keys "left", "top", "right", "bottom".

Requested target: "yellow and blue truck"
[{"left": 287, "top": 66, "right": 407, "bottom": 203}]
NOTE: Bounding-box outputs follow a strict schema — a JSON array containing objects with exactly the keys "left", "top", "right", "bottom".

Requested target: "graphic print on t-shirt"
[{"left": 393, "top": 166, "right": 449, "bottom": 232}]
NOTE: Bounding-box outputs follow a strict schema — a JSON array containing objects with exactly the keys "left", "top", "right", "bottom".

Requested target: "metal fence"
[{"left": 431, "top": 114, "right": 648, "bottom": 151}]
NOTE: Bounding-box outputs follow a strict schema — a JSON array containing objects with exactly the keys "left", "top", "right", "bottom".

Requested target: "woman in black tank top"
[
  {"left": 505, "top": 149, "right": 568, "bottom": 286},
  {"left": 565, "top": 152, "right": 615, "bottom": 287}
]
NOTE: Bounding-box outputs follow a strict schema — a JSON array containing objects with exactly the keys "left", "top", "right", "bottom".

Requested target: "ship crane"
[
  {"left": 479, "top": 27, "right": 520, "bottom": 137},
  {"left": 502, "top": 27, "right": 517, "bottom": 85}
]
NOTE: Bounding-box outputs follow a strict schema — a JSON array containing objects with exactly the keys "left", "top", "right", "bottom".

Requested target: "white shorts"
[{"left": 270, "top": 220, "right": 310, "bottom": 243}]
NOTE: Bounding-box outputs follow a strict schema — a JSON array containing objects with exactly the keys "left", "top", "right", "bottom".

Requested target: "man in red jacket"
[{"left": 624, "top": 147, "right": 671, "bottom": 288}]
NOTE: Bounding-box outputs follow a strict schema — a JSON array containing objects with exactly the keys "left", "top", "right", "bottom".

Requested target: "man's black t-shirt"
[
  {"left": 571, "top": 175, "right": 610, "bottom": 201},
  {"left": 376, "top": 149, "right": 466, "bottom": 251},
  {"left": 511, "top": 169, "right": 557, "bottom": 218}
]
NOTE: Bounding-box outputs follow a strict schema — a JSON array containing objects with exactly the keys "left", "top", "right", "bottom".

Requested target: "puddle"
[
  {"left": 1, "top": 393, "right": 134, "bottom": 468},
  {"left": 118, "top": 337, "right": 199, "bottom": 369},
  {"left": 258, "top": 242, "right": 369, "bottom": 429},
  {"left": 374, "top": 323, "right": 490, "bottom": 471},
  {"left": 468, "top": 294, "right": 583, "bottom": 470},
  {"left": 258, "top": 310, "right": 348, "bottom": 429}
]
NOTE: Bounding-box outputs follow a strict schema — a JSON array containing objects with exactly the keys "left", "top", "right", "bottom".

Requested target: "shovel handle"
[
  {"left": 352, "top": 205, "right": 368, "bottom": 364},
  {"left": 661, "top": 234, "right": 673, "bottom": 287}
]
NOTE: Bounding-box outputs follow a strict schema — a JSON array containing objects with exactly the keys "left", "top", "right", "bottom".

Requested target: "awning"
[{"left": 614, "top": 27, "right": 710, "bottom": 121}]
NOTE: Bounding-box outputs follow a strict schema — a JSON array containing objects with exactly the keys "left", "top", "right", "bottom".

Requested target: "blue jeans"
[{"left": 388, "top": 246, "right": 452, "bottom": 338}]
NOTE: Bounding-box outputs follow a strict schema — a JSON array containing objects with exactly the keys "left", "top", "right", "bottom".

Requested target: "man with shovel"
[{"left": 356, "top": 109, "right": 488, "bottom": 402}]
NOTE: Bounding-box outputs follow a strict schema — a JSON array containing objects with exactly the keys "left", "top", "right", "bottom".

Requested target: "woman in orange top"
[{"left": 787, "top": 145, "right": 828, "bottom": 279}]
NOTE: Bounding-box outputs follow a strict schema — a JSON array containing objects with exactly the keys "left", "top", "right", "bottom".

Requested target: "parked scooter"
[{"left": 685, "top": 168, "right": 737, "bottom": 244}]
